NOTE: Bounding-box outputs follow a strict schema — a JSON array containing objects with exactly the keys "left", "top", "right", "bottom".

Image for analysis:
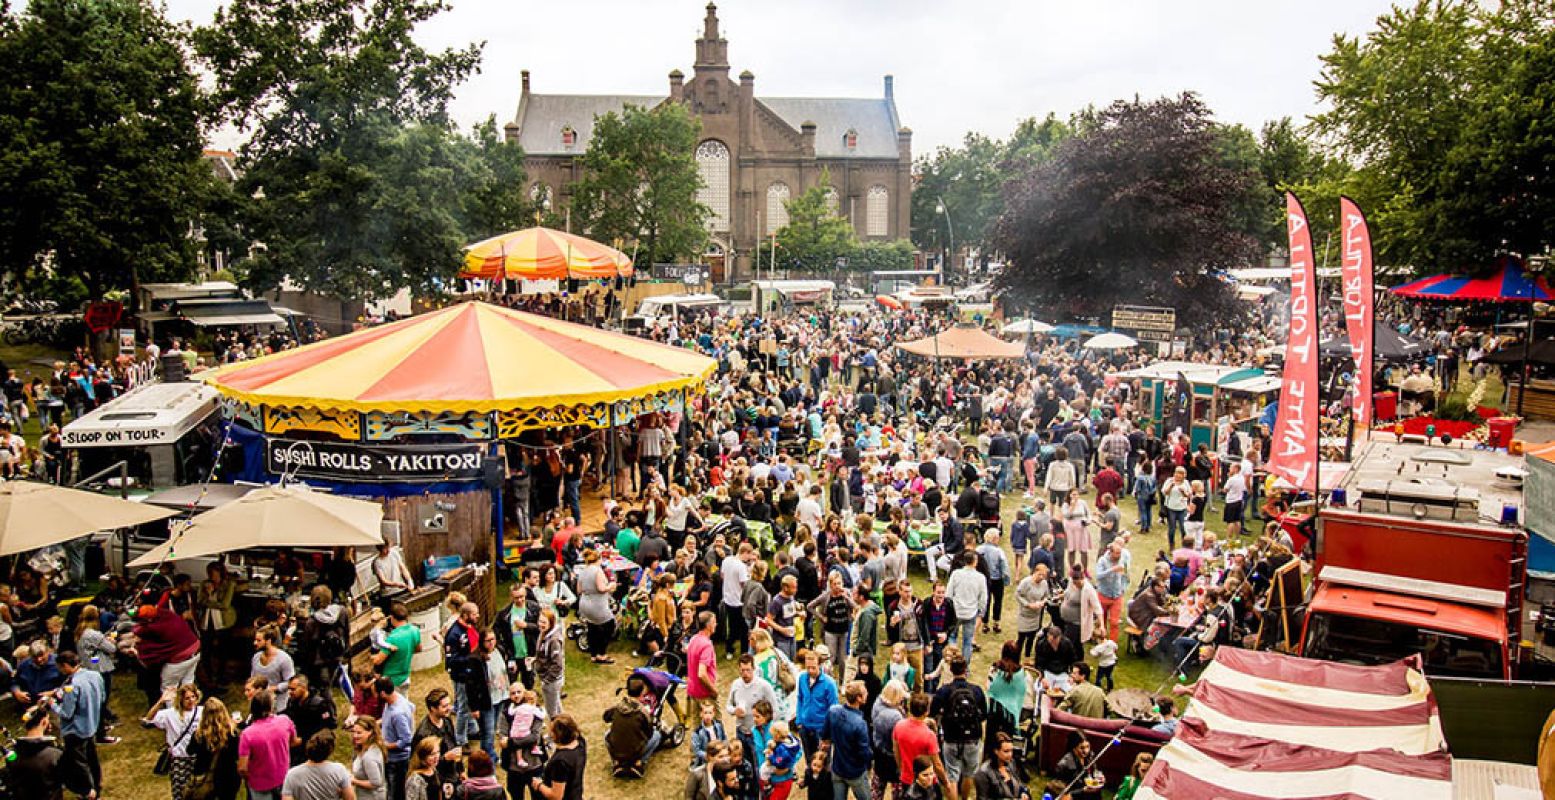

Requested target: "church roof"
[
  {"left": 515, "top": 93, "right": 666, "bottom": 156},
  {"left": 761, "top": 97, "right": 900, "bottom": 158},
  {"left": 515, "top": 92, "right": 902, "bottom": 159}
]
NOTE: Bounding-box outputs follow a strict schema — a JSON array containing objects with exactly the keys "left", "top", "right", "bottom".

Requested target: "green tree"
[
  {"left": 848, "top": 240, "right": 915, "bottom": 272},
  {"left": 992, "top": 93, "right": 1264, "bottom": 329},
  {"left": 0, "top": 0, "right": 211, "bottom": 300},
  {"left": 569, "top": 103, "right": 708, "bottom": 265},
  {"left": 1313, "top": 0, "right": 1555, "bottom": 271},
  {"left": 911, "top": 114, "right": 1072, "bottom": 269},
  {"left": 194, "top": 0, "right": 485, "bottom": 300},
  {"left": 773, "top": 169, "right": 856, "bottom": 271}
]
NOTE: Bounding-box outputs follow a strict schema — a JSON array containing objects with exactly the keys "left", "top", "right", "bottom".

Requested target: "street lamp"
[{"left": 935, "top": 196, "right": 955, "bottom": 283}]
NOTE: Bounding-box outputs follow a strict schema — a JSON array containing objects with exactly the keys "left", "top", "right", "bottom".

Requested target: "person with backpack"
[
  {"left": 930, "top": 655, "right": 987, "bottom": 800},
  {"left": 299, "top": 586, "right": 349, "bottom": 697}
]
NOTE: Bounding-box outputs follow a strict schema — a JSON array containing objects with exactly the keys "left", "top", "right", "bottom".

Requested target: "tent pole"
[
  {"left": 1518, "top": 309, "right": 1533, "bottom": 416},
  {"left": 607, "top": 405, "right": 617, "bottom": 502}
]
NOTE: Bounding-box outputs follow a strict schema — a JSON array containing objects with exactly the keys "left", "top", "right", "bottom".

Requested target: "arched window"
[
  {"left": 822, "top": 187, "right": 839, "bottom": 216},
  {"left": 866, "top": 185, "right": 889, "bottom": 236},
  {"left": 530, "top": 183, "right": 552, "bottom": 211},
  {"left": 765, "top": 182, "right": 791, "bottom": 235},
  {"left": 695, "top": 140, "right": 730, "bottom": 232}
]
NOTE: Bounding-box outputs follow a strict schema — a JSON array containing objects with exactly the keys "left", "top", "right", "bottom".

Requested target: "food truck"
[{"left": 62, "top": 380, "right": 224, "bottom": 490}]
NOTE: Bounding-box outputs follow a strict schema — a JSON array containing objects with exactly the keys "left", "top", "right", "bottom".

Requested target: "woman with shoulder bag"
[
  {"left": 186, "top": 698, "right": 241, "bottom": 800},
  {"left": 144, "top": 684, "right": 203, "bottom": 800}
]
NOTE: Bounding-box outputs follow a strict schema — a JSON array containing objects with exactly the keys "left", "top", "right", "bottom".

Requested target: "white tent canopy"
[{"left": 129, "top": 484, "right": 384, "bottom": 567}]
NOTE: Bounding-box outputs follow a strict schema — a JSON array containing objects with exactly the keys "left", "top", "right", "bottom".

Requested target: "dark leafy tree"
[
  {"left": 991, "top": 93, "right": 1264, "bottom": 329},
  {"left": 0, "top": 0, "right": 211, "bottom": 300},
  {"left": 194, "top": 0, "right": 488, "bottom": 300}
]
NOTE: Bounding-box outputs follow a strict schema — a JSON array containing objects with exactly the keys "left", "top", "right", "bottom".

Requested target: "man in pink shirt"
[
  {"left": 238, "top": 691, "right": 298, "bottom": 800},
  {"left": 685, "top": 611, "right": 719, "bottom": 723}
]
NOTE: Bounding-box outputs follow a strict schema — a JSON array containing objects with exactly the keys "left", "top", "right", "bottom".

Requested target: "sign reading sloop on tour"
[
  {"left": 266, "top": 438, "right": 485, "bottom": 483},
  {"left": 1111, "top": 305, "right": 1177, "bottom": 333}
]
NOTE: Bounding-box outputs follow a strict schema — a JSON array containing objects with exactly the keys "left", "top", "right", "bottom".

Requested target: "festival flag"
[
  {"left": 1267, "top": 192, "right": 1320, "bottom": 493},
  {"left": 1340, "top": 197, "right": 1375, "bottom": 427}
]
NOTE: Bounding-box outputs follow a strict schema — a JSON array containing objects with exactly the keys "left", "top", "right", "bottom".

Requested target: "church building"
[{"left": 504, "top": 3, "right": 913, "bottom": 282}]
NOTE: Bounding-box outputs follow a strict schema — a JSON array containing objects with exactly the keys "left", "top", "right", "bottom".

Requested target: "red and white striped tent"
[{"left": 1136, "top": 648, "right": 1453, "bottom": 799}]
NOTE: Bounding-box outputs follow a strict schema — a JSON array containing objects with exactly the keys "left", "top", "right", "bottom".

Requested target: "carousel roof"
[{"left": 204, "top": 301, "right": 715, "bottom": 414}]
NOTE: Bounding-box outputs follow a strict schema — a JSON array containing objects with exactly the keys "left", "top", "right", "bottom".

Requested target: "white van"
[{"left": 625, "top": 293, "right": 727, "bottom": 331}]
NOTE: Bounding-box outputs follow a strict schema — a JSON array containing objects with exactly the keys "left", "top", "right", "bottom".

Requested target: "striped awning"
[
  {"left": 459, "top": 226, "right": 633, "bottom": 280},
  {"left": 1136, "top": 648, "right": 1452, "bottom": 800},
  {"left": 203, "top": 301, "right": 715, "bottom": 414}
]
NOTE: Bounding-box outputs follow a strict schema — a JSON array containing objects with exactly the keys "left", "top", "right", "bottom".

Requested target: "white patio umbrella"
[
  {"left": 129, "top": 484, "right": 384, "bottom": 567},
  {"left": 1083, "top": 332, "right": 1140, "bottom": 350},
  {"left": 0, "top": 481, "right": 179, "bottom": 556},
  {"left": 1001, "top": 319, "right": 1055, "bottom": 335}
]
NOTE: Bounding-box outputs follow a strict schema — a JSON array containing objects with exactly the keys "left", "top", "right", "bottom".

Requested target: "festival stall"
[
  {"left": 203, "top": 301, "right": 716, "bottom": 614},
  {"left": 1111, "top": 362, "right": 1278, "bottom": 450},
  {"left": 1136, "top": 648, "right": 1455, "bottom": 799}
]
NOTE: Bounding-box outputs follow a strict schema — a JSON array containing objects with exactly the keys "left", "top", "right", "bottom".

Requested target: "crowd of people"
[{"left": 0, "top": 286, "right": 1505, "bottom": 800}]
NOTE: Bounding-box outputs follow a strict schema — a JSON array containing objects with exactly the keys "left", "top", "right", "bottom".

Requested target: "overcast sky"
[{"left": 166, "top": 0, "right": 1401, "bottom": 154}]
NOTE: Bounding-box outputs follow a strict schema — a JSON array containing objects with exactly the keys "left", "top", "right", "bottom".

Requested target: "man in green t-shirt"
[
  {"left": 614, "top": 526, "right": 640, "bottom": 562},
  {"left": 380, "top": 602, "right": 422, "bottom": 690}
]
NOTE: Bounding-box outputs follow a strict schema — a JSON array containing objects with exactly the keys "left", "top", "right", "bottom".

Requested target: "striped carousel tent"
[
  {"left": 1136, "top": 648, "right": 1453, "bottom": 800},
  {"left": 203, "top": 301, "right": 715, "bottom": 415},
  {"left": 459, "top": 226, "right": 634, "bottom": 280}
]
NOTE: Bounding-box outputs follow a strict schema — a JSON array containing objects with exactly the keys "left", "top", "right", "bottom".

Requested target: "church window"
[
  {"left": 765, "top": 182, "right": 791, "bottom": 234},
  {"left": 822, "top": 187, "right": 839, "bottom": 215},
  {"left": 845, "top": 129, "right": 858, "bottom": 150},
  {"left": 866, "top": 185, "right": 888, "bottom": 236},
  {"left": 560, "top": 125, "right": 575, "bottom": 147},
  {"left": 695, "top": 139, "right": 730, "bottom": 232}
]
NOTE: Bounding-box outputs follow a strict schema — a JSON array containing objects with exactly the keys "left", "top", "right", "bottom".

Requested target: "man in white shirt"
[
  {"left": 372, "top": 543, "right": 414, "bottom": 595},
  {"left": 720, "top": 544, "right": 755, "bottom": 658},
  {"left": 945, "top": 551, "right": 989, "bottom": 663},
  {"left": 796, "top": 485, "right": 824, "bottom": 532},
  {"left": 724, "top": 654, "right": 778, "bottom": 736},
  {"left": 1223, "top": 460, "right": 1251, "bottom": 540}
]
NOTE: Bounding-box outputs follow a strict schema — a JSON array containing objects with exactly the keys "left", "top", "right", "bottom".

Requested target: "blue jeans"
[
  {"left": 452, "top": 682, "right": 473, "bottom": 745},
  {"left": 1164, "top": 507, "right": 1186, "bottom": 549},
  {"left": 832, "top": 772, "right": 869, "bottom": 800},
  {"left": 956, "top": 618, "right": 979, "bottom": 662},
  {"left": 480, "top": 701, "right": 501, "bottom": 756},
  {"left": 1136, "top": 494, "right": 1155, "bottom": 531},
  {"left": 563, "top": 478, "right": 581, "bottom": 525},
  {"left": 992, "top": 456, "right": 1015, "bottom": 493},
  {"left": 643, "top": 727, "right": 662, "bottom": 765}
]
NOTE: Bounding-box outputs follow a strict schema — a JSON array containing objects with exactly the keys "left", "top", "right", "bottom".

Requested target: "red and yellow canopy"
[
  {"left": 204, "top": 302, "right": 714, "bottom": 414},
  {"left": 460, "top": 226, "right": 634, "bottom": 280}
]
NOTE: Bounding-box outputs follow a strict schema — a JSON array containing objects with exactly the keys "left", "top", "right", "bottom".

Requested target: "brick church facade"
[{"left": 504, "top": 3, "right": 913, "bottom": 282}]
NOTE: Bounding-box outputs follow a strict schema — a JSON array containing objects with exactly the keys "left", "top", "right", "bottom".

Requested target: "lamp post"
[{"left": 935, "top": 196, "right": 955, "bottom": 284}]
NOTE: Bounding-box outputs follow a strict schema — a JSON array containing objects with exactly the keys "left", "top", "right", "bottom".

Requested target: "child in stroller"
[{"left": 603, "top": 668, "right": 687, "bottom": 778}]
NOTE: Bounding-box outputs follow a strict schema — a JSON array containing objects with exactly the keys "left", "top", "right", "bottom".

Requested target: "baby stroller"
[{"left": 605, "top": 668, "right": 687, "bottom": 777}]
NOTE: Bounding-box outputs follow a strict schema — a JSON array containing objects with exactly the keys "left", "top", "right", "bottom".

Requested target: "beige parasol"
[
  {"left": 896, "top": 324, "right": 1027, "bottom": 361},
  {"left": 128, "top": 484, "right": 384, "bottom": 567},
  {"left": 0, "top": 481, "right": 180, "bottom": 556}
]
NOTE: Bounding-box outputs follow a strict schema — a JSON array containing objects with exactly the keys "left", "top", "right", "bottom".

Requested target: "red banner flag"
[
  {"left": 1340, "top": 197, "right": 1374, "bottom": 427},
  {"left": 1268, "top": 192, "right": 1319, "bottom": 493}
]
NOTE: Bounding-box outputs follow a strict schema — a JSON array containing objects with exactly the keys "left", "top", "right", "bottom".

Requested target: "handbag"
[{"left": 153, "top": 709, "right": 199, "bottom": 776}]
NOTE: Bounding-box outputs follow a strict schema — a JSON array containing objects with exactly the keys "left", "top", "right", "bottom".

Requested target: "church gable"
[{"left": 749, "top": 99, "right": 804, "bottom": 155}]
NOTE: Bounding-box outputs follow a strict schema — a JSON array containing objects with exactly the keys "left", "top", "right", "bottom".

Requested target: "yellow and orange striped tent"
[
  {"left": 459, "top": 226, "right": 634, "bottom": 281},
  {"left": 203, "top": 302, "right": 713, "bottom": 414}
]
